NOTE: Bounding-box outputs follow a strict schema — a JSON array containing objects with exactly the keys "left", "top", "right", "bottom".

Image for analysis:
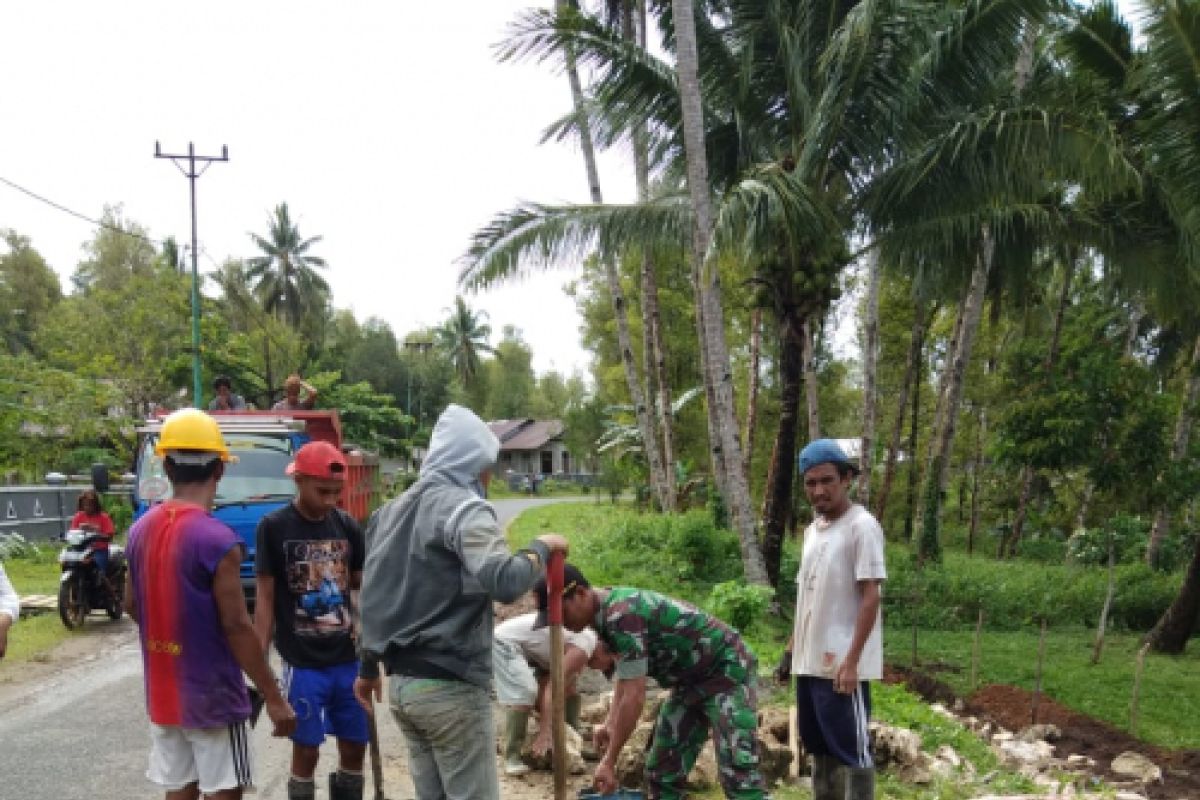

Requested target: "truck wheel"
[{"left": 58, "top": 578, "right": 86, "bottom": 629}]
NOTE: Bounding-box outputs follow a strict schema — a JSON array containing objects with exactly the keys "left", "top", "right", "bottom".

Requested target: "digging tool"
[
  {"left": 548, "top": 550, "right": 568, "bottom": 800},
  {"left": 366, "top": 708, "right": 389, "bottom": 800}
]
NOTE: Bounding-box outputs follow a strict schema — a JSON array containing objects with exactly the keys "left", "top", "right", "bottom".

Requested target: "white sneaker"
[{"left": 504, "top": 756, "right": 530, "bottom": 777}]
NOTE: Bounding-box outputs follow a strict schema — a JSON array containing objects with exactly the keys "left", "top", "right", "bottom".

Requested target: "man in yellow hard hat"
[{"left": 124, "top": 408, "right": 296, "bottom": 799}]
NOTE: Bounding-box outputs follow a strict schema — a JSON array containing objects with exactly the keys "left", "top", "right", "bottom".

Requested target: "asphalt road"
[{"left": 0, "top": 497, "right": 575, "bottom": 800}]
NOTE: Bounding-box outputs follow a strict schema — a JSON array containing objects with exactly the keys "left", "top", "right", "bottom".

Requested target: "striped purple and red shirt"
[{"left": 126, "top": 500, "right": 250, "bottom": 728}]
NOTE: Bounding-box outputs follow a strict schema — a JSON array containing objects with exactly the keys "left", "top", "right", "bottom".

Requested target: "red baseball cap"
[{"left": 286, "top": 441, "right": 347, "bottom": 480}]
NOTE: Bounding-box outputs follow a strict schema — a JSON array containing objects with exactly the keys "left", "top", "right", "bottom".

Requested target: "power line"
[{"left": 0, "top": 174, "right": 164, "bottom": 247}]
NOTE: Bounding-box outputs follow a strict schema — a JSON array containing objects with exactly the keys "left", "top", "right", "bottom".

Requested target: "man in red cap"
[{"left": 253, "top": 440, "right": 369, "bottom": 800}]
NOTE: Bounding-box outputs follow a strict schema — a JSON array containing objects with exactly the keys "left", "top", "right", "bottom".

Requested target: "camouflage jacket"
[{"left": 595, "top": 588, "right": 754, "bottom": 692}]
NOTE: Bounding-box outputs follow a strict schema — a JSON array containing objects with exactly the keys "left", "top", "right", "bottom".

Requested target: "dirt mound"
[
  {"left": 965, "top": 683, "right": 1200, "bottom": 800},
  {"left": 883, "top": 664, "right": 959, "bottom": 707}
]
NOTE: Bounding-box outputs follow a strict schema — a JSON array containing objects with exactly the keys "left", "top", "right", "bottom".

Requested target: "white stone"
[{"left": 1110, "top": 752, "right": 1163, "bottom": 784}]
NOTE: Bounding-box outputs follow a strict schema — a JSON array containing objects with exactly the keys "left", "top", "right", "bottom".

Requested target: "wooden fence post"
[
  {"left": 971, "top": 608, "right": 984, "bottom": 692},
  {"left": 1032, "top": 618, "right": 1047, "bottom": 724},
  {"left": 1130, "top": 642, "right": 1151, "bottom": 736}
]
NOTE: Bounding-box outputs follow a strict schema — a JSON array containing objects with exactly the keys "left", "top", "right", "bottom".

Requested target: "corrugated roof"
[{"left": 487, "top": 419, "right": 564, "bottom": 451}]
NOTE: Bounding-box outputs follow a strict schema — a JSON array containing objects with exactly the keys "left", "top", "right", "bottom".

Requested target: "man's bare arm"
[
  {"left": 252, "top": 574, "right": 275, "bottom": 656},
  {"left": 600, "top": 676, "right": 647, "bottom": 765},
  {"left": 123, "top": 569, "right": 137, "bottom": 623}
]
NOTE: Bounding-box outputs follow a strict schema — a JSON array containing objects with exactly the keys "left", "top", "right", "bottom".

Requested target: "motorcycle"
[{"left": 57, "top": 528, "right": 127, "bottom": 629}]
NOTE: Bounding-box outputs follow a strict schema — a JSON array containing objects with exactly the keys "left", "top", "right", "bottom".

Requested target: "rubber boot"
[
  {"left": 329, "top": 769, "right": 365, "bottom": 800},
  {"left": 565, "top": 694, "right": 583, "bottom": 733},
  {"left": 504, "top": 709, "right": 531, "bottom": 776},
  {"left": 811, "top": 754, "right": 844, "bottom": 800},
  {"left": 287, "top": 776, "right": 316, "bottom": 800},
  {"left": 847, "top": 767, "right": 875, "bottom": 800}
]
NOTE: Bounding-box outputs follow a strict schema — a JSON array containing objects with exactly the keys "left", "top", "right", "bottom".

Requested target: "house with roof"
[{"left": 487, "top": 418, "right": 582, "bottom": 478}]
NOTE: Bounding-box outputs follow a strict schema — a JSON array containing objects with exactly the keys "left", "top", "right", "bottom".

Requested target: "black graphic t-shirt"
[{"left": 255, "top": 503, "right": 365, "bottom": 668}]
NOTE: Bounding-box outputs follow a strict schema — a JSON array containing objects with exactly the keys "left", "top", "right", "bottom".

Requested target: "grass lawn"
[
  {"left": 3, "top": 545, "right": 81, "bottom": 663},
  {"left": 508, "top": 501, "right": 1200, "bottom": 756},
  {"left": 887, "top": 626, "right": 1200, "bottom": 750}
]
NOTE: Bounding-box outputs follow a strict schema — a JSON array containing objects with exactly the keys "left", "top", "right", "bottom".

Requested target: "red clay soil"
[{"left": 884, "top": 666, "right": 1200, "bottom": 800}]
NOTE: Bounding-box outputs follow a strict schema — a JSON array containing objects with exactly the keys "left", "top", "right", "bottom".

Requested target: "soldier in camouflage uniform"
[{"left": 543, "top": 565, "right": 770, "bottom": 800}]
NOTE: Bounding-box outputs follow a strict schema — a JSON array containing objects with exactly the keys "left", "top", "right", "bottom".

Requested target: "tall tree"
[
  {"left": 435, "top": 296, "right": 495, "bottom": 393},
  {"left": 245, "top": 202, "right": 330, "bottom": 327},
  {"left": 71, "top": 206, "right": 157, "bottom": 292},
  {"left": 670, "top": 0, "right": 768, "bottom": 584},
  {"left": 0, "top": 230, "right": 61, "bottom": 355}
]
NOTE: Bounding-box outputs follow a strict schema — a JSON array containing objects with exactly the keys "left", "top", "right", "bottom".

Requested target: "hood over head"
[{"left": 421, "top": 404, "right": 500, "bottom": 493}]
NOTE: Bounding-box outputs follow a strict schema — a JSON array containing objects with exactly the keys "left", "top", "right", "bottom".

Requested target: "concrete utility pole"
[{"left": 155, "top": 141, "right": 229, "bottom": 407}]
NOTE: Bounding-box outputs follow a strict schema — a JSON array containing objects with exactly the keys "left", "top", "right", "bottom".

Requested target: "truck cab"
[{"left": 132, "top": 411, "right": 378, "bottom": 607}]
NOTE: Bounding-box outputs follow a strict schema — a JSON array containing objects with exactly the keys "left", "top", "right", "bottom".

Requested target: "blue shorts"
[
  {"left": 795, "top": 676, "right": 873, "bottom": 768},
  {"left": 281, "top": 661, "right": 369, "bottom": 747}
]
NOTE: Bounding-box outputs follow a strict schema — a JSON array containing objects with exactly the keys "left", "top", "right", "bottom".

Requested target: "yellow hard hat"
[{"left": 154, "top": 408, "right": 235, "bottom": 463}]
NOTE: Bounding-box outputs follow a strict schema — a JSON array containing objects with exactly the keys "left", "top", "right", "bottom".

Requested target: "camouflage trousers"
[{"left": 645, "top": 657, "right": 769, "bottom": 800}]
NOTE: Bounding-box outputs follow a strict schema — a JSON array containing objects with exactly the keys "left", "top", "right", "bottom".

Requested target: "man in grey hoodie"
[{"left": 353, "top": 404, "right": 567, "bottom": 800}]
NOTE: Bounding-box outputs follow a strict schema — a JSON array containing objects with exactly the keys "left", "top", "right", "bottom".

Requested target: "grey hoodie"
[{"left": 357, "top": 404, "right": 549, "bottom": 687}]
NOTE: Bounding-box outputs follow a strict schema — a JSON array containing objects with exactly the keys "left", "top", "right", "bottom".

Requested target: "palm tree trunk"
[
  {"left": 859, "top": 250, "right": 882, "bottom": 505},
  {"left": 744, "top": 308, "right": 762, "bottom": 477},
  {"left": 628, "top": 1, "right": 676, "bottom": 512},
  {"left": 803, "top": 318, "right": 821, "bottom": 439},
  {"left": 761, "top": 311, "right": 803, "bottom": 587},
  {"left": 671, "top": 0, "right": 768, "bottom": 585},
  {"left": 876, "top": 301, "right": 927, "bottom": 520},
  {"left": 558, "top": 0, "right": 671, "bottom": 511},
  {"left": 918, "top": 233, "right": 993, "bottom": 562},
  {"left": 1005, "top": 255, "right": 1076, "bottom": 557},
  {"left": 926, "top": 293, "right": 966, "bottom": 481},
  {"left": 1146, "top": 334, "right": 1200, "bottom": 566}
]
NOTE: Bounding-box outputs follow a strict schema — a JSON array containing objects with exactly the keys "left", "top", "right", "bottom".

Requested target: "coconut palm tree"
[
  {"left": 467, "top": 0, "right": 1130, "bottom": 582},
  {"left": 245, "top": 203, "right": 330, "bottom": 327},
  {"left": 435, "top": 296, "right": 495, "bottom": 391}
]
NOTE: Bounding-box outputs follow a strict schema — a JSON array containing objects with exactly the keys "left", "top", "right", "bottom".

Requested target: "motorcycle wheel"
[
  {"left": 58, "top": 577, "right": 87, "bottom": 629},
  {"left": 106, "top": 575, "right": 124, "bottom": 620}
]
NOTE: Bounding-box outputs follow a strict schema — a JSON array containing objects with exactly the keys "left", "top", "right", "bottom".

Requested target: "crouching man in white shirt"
[{"left": 777, "top": 439, "right": 886, "bottom": 800}]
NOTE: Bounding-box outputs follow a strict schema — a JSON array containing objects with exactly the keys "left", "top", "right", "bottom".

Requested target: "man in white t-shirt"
[
  {"left": 778, "top": 438, "right": 885, "bottom": 800},
  {"left": 493, "top": 580, "right": 611, "bottom": 777}
]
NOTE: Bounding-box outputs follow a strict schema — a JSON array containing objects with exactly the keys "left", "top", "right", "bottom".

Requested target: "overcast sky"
[
  {"left": 0, "top": 1, "right": 639, "bottom": 377},
  {"left": 0, "top": 2, "right": 1145, "bottom": 380}
]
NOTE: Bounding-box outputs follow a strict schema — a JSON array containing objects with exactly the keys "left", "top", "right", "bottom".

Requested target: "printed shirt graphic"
[
  {"left": 256, "top": 504, "right": 365, "bottom": 668},
  {"left": 791, "top": 504, "right": 887, "bottom": 680},
  {"left": 597, "top": 588, "right": 747, "bottom": 690},
  {"left": 126, "top": 501, "right": 250, "bottom": 728}
]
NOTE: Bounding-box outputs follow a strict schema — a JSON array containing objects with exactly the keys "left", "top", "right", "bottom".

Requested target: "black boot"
[
  {"left": 847, "top": 767, "right": 875, "bottom": 800},
  {"left": 811, "top": 754, "right": 845, "bottom": 800},
  {"left": 329, "top": 769, "right": 365, "bottom": 800},
  {"left": 565, "top": 694, "right": 583, "bottom": 733},
  {"left": 287, "top": 776, "right": 315, "bottom": 800}
]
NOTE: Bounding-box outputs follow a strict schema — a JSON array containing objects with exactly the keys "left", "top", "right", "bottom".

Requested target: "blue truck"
[{"left": 132, "top": 411, "right": 378, "bottom": 606}]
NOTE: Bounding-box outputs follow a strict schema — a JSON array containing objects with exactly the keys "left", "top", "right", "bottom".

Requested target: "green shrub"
[
  {"left": 707, "top": 580, "right": 774, "bottom": 632},
  {"left": 884, "top": 547, "right": 1181, "bottom": 631},
  {"left": 0, "top": 533, "right": 39, "bottom": 562},
  {"left": 708, "top": 490, "right": 729, "bottom": 530},
  {"left": 1013, "top": 532, "right": 1068, "bottom": 564}
]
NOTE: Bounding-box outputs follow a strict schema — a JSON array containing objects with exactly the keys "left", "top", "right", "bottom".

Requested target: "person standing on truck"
[
  {"left": 70, "top": 489, "right": 116, "bottom": 586},
  {"left": 254, "top": 440, "right": 368, "bottom": 800},
  {"left": 352, "top": 403, "right": 569, "bottom": 800},
  {"left": 209, "top": 375, "right": 248, "bottom": 411},
  {"left": 124, "top": 407, "right": 296, "bottom": 800},
  {"left": 776, "top": 439, "right": 886, "bottom": 800},
  {"left": 273, "top": 374, "right": 319, "bottom": 411}
]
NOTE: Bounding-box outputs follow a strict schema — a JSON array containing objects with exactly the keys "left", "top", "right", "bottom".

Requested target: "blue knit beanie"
[{"left": 797, "top": 438, "right": 859, "bottom": 475}]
